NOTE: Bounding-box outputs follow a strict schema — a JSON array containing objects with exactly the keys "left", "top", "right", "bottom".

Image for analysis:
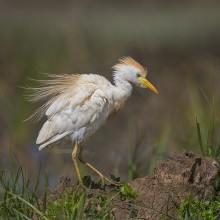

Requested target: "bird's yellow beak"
[{"left": 139, "top": 77, "right": 159, "bottom": 94}]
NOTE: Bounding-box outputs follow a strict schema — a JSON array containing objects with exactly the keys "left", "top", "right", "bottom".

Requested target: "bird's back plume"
[{"left": 24, "top": 73, "right": 80, "bottom": 122}]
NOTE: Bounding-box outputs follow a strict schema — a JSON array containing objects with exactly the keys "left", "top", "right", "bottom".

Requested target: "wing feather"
[
  {"left": 30, "top": 74, "right": 113, "bottom": 149},
  {"left": 25, "top": 74, "right": 81, "bottom": 121},
  {"left": 37, "top": 89, "right": 108, "bottom": 149}
]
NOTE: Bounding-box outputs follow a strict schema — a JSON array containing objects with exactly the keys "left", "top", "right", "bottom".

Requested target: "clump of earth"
[{"left": 43, "top": 152, "right": 219, "bottom": 219}]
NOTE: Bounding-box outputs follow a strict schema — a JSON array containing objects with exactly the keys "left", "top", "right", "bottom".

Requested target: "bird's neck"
[
  {"left": 113, "top": 72, "right": 133, "bottom": 98},
  {"left": 113, "top": 72, "right": 132, "bottom": 105}
]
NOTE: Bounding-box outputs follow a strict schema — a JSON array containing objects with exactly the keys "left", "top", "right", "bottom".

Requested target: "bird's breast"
[
  {"left": 108, "top": 97, "right": 127, "bottom": 119},
  {"left": 115, "top": 97, "right": 126, "bottom": 111}
]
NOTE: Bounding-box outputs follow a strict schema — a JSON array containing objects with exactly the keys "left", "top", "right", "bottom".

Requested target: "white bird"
[{"left": 28, "top": 57, "right": 158, "bottom": 186}]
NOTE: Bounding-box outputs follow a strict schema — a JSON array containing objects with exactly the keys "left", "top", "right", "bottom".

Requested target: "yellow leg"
[
  {"left": 78, "top": 145, "right": 121, "bottom": 186},
  {"left": 72, "top": 143, "right": 83, "bottom": 186}
]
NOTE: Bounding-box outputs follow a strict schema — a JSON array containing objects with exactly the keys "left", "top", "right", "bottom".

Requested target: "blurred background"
[{"left": 0, "top": 0, "right": 220, "bottom": 187}]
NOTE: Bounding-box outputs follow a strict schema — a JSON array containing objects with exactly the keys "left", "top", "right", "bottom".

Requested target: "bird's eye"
[{"left": 136, "top": 73, "right": 141, "bottom": 78}]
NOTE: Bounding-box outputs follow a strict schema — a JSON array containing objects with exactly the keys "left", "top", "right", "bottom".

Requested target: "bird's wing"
[
  {"left": 27, "top": 74, "right": 98, "bottom": 121},
  {"left": 37, "top": 89, "right": 109, "bottom": 150},
  {"left": 45, "top": 82, "right": 97, "bottom": 118},
  {"left": 34, "top": 74, "right": 112, "bottom": 149}
]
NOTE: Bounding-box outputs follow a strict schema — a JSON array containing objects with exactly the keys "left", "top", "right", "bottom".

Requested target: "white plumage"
[
  {"left": 28, "top": 57, "right": 158, "bottom": 186},
  {"left": 36, "top": 74, "right": 113, "bottom": 150}
]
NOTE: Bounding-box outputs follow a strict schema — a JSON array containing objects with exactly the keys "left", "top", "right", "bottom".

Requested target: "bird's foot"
[
  {"left": 101, "top": 175, "right": 122, "bottom": 187},
  {"left": 78, "top": 175, "right": 121, "bottom": 189}
]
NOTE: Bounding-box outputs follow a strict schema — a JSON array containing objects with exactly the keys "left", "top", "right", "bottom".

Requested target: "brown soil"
[{"left": 43, "top": 152, "right": 219, "bottom": 219}]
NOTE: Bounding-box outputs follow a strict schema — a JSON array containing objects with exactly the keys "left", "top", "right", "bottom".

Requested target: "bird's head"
[{"left": 113, "top": 57, "right": 159, "bottom": 94}]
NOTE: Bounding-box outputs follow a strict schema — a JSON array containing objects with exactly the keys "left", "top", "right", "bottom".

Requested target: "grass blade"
[
  {"left": 196, "top": 119, "right": 204, "bottom": 155},
  {"left": 7, "top": 191, "right": 49, "bottom": 220}
]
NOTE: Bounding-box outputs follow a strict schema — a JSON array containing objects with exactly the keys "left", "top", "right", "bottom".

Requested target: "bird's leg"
[
  {"left": 72, "top": 143, "right": 83, "bottom": 186},
  {"left": 78, "top": 144, "right": 104, "bottom": 186},
  {"left": 78, "top": 145, "right": 121, "bottom": 186}
]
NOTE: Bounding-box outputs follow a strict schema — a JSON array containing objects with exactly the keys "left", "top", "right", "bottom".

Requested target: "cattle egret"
[{"left": 28, "top": 57, "right": 158, "bottom": 187}]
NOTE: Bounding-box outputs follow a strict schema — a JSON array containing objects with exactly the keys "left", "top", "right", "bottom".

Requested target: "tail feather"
[{"left": 38, "top": 131, "right": 72, "bottom": 150}]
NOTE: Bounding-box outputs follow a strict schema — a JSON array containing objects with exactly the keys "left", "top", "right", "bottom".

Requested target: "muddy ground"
[{"left": 44, "top": 152, "right": 219, "bottom": 219}]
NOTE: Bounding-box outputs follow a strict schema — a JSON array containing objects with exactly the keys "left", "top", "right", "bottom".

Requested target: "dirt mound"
[
  {"left": 45, "top": 152, "right": 219, "bottom": 219},
  {"left": 116, "top": 152, "right": 219, "bottom": 219}
]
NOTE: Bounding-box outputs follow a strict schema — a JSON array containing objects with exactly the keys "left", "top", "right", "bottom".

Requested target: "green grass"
[
  {"left": 0, "top": 151, "right": 141, "bottom": 219},
  {"left": 0, "top": 149, "right": 48, "bottom": 219},
  {"left": 119, "top": 182, "right": 139, "bottom": 199},
  {"left": 196, "top": 119, "right": 220, "bottom": 167},
  {"left": 178, "top": 197, "right": 220, "bottom": 220},
  {"left": 45, "top": 189, "right": 113, "bottom": 220},
  {"left": 45, "top": 181, "right": 141, "bottom": 219}
]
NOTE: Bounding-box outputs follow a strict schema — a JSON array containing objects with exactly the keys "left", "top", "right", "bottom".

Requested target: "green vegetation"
[
  {"left": 196, "top": 119, "right": 220, "bottom": 169},
  {"left": 0, "top": 152, "right": 141, "bottom": 219},
  {"left": 119, "top": 182, "right": 139, "bottom": 199},
  {"left": 178, "top": 197, "right": 220, "bottom": 220},
  {"left": 46, "top": 190, "right": 113, "bottom": 220},
  {"left": 0, "top": 158, "right": 48, "bottom": 219}
]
